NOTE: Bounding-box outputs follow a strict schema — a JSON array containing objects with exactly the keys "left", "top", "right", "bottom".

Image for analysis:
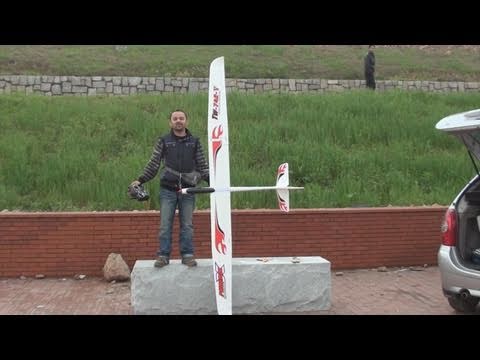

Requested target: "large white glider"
[{"left": 179, "top": 57, "right": 304, "bottom": 315}]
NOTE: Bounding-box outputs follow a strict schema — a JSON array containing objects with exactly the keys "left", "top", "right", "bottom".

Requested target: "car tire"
[{"left": 448, "top": 295, "right": 479, "bottom": 313}]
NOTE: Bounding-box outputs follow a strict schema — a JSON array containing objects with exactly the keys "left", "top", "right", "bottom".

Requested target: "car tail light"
[{"left": 441, "top": 207, "right": 457, "bottom": 246}]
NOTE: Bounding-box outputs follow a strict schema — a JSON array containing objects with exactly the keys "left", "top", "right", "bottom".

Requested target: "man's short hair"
[{"left": 169, "top": 109, "right": 188, "bottom": 120}]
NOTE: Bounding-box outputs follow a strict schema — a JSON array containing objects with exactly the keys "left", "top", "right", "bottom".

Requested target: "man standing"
[
  {"left": 130, "top": 109, "right": 209, "bottom": 268},
  {"left": 364, "top": 45, "right": 376, "bottom": 90}
]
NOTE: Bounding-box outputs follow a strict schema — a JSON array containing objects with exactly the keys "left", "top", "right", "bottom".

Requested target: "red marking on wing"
[
  {"left": 212, "top": 125, "right": 223, "bottom": 173},
  {"left": 215, "top": 262, "right": 226, "bottom": 298},
  {"left": 214, "top": 207, "right": 227, "bottom": 255},
  {"left": 277, "top": 193, "right": 288, "bottom": 212},
  {"left": 278, "top": 199, "right": 288, "bottom": 212},
  {"left": 277, "top": 163, "right": 287, "bottom": 181}
]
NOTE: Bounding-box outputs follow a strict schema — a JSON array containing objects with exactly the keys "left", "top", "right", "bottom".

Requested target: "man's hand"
[{"left": 128, "top": 180, "right": 149, "bottom": 201}]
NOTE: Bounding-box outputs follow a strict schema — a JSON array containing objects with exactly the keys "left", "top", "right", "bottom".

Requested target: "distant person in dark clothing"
[{"left": 364, "top": 45, "right": 376, "bottom": 90}]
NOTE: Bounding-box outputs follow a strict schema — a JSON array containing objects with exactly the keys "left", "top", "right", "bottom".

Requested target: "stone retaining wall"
[{"left": 1, "top": 75, "right": 479, "bottom": 96}]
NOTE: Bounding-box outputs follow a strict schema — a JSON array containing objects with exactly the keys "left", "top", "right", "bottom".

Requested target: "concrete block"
[{"left": 131, "top": 256, "right": 330, "bottom": 315}]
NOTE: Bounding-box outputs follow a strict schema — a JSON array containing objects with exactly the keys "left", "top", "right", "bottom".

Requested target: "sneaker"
[
  {"left": 182, "top": 256, "right": 197, "bottom": 267},
  {"left": 154, "top": 256, "right": 169, "bottom": 268}
]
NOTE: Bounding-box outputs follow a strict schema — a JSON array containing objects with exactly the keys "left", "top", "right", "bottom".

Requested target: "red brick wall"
[{"left": 0, "top": 207, "right": 446, "bottom": 277}]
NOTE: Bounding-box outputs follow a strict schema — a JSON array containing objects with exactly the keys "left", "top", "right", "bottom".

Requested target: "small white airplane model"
[
  {"left": 179, "top": 162, "right": 303, "bottom": 212},
  {"left": 179, "top": 57, "right": 304, "bottom": 315}
]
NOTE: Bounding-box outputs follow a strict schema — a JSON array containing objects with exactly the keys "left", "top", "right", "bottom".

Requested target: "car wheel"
[{"left": 448, "top": 295, "right": 479, "bottom": 313}]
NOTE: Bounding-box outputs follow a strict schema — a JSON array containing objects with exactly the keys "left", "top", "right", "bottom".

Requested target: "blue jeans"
[{"left": 158, "top": 187, "right": 195, "bottom": 258}]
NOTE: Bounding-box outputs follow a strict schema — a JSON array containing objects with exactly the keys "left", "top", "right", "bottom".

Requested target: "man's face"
[{"left": 170, "top": 111, "right": 188, "bottom": 131}]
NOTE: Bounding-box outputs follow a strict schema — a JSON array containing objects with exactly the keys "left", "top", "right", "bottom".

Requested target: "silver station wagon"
[{"left": 436, "top": 108, "right": 480, "bottom": 313}]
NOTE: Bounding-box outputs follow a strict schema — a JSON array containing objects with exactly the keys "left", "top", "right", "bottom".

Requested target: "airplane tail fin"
[{"left": 276, "top": 163, "right": 290, "bottom": 212}]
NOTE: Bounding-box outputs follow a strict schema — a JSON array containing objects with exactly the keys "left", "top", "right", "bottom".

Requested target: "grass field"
[
  {"left": 1, "top": 45, "right": 479, "bottom": 81},
  {"left": 1, "top": 90, "right": 478, "bottom": 211}
]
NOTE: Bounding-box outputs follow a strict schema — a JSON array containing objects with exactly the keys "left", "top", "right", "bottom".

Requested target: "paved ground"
[{"left": 0, "top": 266, "right": 478, "bottom": 315}]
